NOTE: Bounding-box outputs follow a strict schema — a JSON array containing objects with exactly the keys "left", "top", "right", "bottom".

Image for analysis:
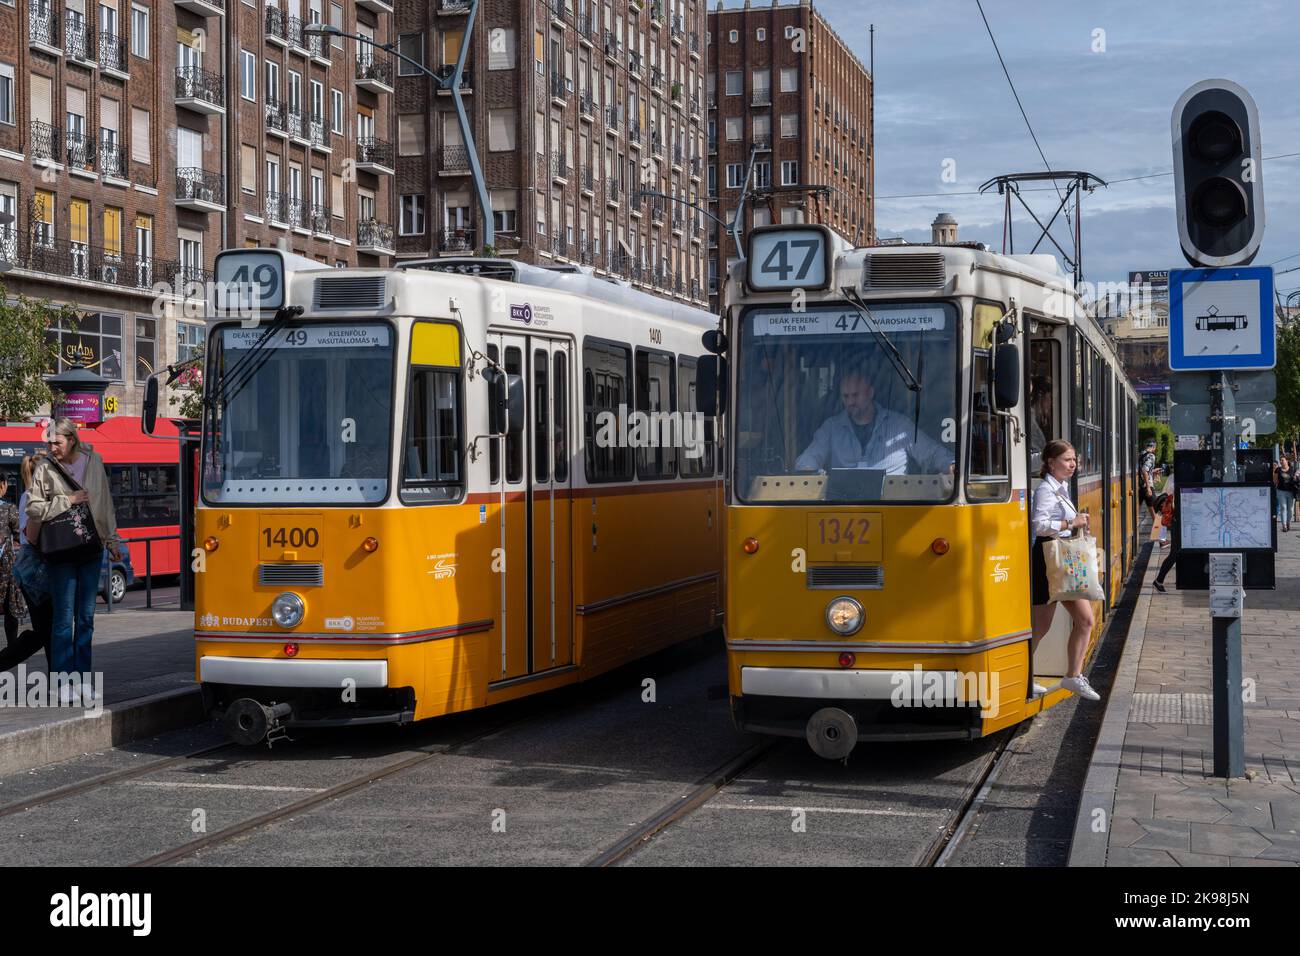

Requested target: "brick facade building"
[
  {"left": 1, "top": 0, "right": 395, "bottom": 419},
  {"left": 391, "top": 0, "right": 709, "bottom": 307},
  {"left": 705, "top": 0, "right": 871, "bottom": 309}
]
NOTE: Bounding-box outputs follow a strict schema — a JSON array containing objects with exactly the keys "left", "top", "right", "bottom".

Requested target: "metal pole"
[
  {"left": 1211, "top": 614, "right": 1245, "bottom": 777},
  {"left": 448, "top": 0, "right": 492, "bottom": 247},
  {"left": 179, "top": 433, "right": 195, "bottom": 611}
]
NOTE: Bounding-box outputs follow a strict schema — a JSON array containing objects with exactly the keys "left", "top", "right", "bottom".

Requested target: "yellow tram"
[
  {"left": 700, "top": 225, "right": 1139, "bottom": 757},
  {"left": 162, "top": 249, "right": 722, "bottom": 744}
]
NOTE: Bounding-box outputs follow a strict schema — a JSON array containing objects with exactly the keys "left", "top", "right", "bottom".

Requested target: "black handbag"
[{"left": 35, "top": 457, "right": 104, "bottom": 566}]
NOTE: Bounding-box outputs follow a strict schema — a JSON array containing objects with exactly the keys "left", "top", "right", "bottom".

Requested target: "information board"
[{"left": 1178, "top": 483, "right": 1274, "bottom": 551}]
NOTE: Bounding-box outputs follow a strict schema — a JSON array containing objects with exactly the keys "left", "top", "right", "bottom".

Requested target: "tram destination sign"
[{"left": 750, "top": 305, "right": 947, "bottom": 337}]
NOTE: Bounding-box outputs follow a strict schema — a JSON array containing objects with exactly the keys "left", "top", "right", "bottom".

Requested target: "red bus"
[{"left": 0, "top": 416, "right": 184, "bottom": 577}]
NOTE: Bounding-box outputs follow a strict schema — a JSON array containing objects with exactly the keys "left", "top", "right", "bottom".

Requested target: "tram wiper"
[
  {"left": 839, "top": 288, "right": 921, "bottom": 394},
  {"left": 208, "top": 306, "right": 305, "bottom": 414}
]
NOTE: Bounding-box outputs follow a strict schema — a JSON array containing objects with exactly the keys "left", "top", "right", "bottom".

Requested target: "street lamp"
[{"left": 303, "top": 15, "right": 494, "bottom": 247}]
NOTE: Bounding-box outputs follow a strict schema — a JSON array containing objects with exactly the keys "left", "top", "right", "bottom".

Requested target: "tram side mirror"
[
  {"left": 697, "top": 355, "right": 728, "bottom": 417},
  {"left": 142, "top": 376, "right": 160, "bottom": 435},
  {"left": 702, "top": 329, "right": 727, "bottom": 354},
  {"left": 486, "top": 368, "right": 508, "bottom": 435},
  {"left": 992, "top": 342, "right": 1021, "bottom": 411}
]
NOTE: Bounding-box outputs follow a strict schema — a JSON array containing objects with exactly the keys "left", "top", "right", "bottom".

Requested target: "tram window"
[
  {"left": 109, "top": 464, "right": 182, "bottom": 527},
  {"left": 554, "top": 351, "right": 568, "bottom": 483},
  {"left": 1028, "top": 336, "right": 1059, "bottom": 472},
  {"left": 635, "top": 348, "right": 677, "bottom": 480},
  {"left": 968, "top": 350, "right": 1009, "bottom": 501},
  {"left": 534, "top": 348, "right": 549, "bottom": 483},
  {"left": 487, "top": 343, "right": 500, "bottom": 484},
  {"left": 504, "top": 346, "right": 523, "bottom": 484},
  {"left": 677, "top": 355, "right": 715, "bottom": 477},
  {"left": 401, "top": 367, "right": 463, "bottom": 503},
  {"left": 1072, "top": 338, "right": 1102, "bottom": 476},
  {"left": 582, "top": 338, "right": 633, "bottom": 482}
]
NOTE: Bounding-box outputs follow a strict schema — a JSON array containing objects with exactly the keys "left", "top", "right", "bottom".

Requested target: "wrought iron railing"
[
  {"left": 628, "top": 51, "right": 642, "bottom": 75},
  {"left": 266, "top": 7, "right": 288, "bottom": 43},
  {"left": 309, "top": 204, "right": 331, "bottom": 233},
  {"left": 285, "top": 196, "right": 307, "bottom": 229},
  {"left": 439, "top": 228, "right": 475, "bottom": 253},
  {"left": 441, "top": 144, "right": 470, "bottom": 171},
  {"left": 358, "top": 218, "right": 395, "bottom": 249},
  {"left": 286, "top": 109, "right": 307, "bottom": 139},
  {"left": 357, "top": 137, "right": 394, "bottom": 168},
  {"left": 176, "top": 66, "right": 225, "bottom": 108},
  {"left": 580, "top": 165, "right": 594, "bottom": 192},
  {"left": 551, "top": 151, "right": 568, "bottom": 180},
  {"left": 304, "top": 29, "right": 328, "bottom": 60},
  {"left": 436, "top": 64, "right": 473, "bottom": 90},
  {"left": 285, "top": 15, "right": 306, "bottom": 49},
  {"left": 98, "top": 31, "right": 127, "bottom": 73},
  {"left": 550, "top": 71, "right": 567, "bottom": 100},
  {"left": 579, "top": 90, "right": 595, "bottom": 118},
  {"left": 309, "top": 115, "right": 327, "bottom": 148},
  {"left": 357, "top": 55, "right": 394, "bottom": 87},
  {"left": 176, "top": 168, "right": 224, "bottom": 205},
  {"left": 266, "top": 99, "right": 289, "bottom": 135},
  {"left": 650, "top": 67, "right": 664, "bottom": 92},
  {"left": 628, "top": 122, "right": 641, "bottom": 144},
  {"left": 606, "top": 180, "right": 620, "bottom": 203},
  {"left": 64, "top": 129, "right": 97, "bottom": 172},
  {"left": 265, "top": 190, "right": 288, "bottom": 222},
  {"left": 18, "top": 235, "right": 177, "bottom": 293},
  {"left": 99, "top": 140, "right": 127, "bottom": 179},
  {"left": 64, "top": 14, "right": 94, "bottom": 61},
  {"left": 605, "top": 106, "right": 620, "bottom": 132},
  {"left": 28, "top": 9, "right": 59, "bottom": 48}
]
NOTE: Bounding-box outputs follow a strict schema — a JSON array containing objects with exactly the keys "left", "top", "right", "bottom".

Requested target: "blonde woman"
[
  {"left": 25, "top": 420, "right": 123, "bottom": 699},
  {"left": 1030, "top": 439, "right": 1101, "bottom": 701}
]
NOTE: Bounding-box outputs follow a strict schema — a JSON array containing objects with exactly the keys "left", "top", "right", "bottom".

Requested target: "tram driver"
[{"left": 794, "top": 365, "right": 954, "bottom": 476}]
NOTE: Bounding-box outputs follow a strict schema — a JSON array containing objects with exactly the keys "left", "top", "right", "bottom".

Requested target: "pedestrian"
[
  {"left": 1274, "top": 456, "right": 1294, "bottom": 533},
  {"left": 1030, "top": 439, "right": 1101, "bottom": 702},
  {"left": 1153, "top": 490, "right": 1181, "bottom": 593},
  {"left": 1157, "top": 473, "right": 1175, "bottom": 548},
  {"left": 24, "top": 420, "right": 124, "bottom": 702},
  {"left": 0, "top": 455, "right": 54, "bottom": 672},
  {"left": 0, "top": 477, "right": 24, "bottom": 646},
  {"left": 1139, "top": 440, "right": 1158, "bottom": 523}
]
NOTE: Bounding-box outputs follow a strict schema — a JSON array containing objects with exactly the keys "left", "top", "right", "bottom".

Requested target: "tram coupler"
[
  {"left": 806, "top": 707, "right": 859, "bottom": 760},
  {"left": 225, "top": 699, "right": 295, "bottom": 747}
]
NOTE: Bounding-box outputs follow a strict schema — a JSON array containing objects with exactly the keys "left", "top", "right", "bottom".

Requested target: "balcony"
[
  {"left": 628, "top": 122, "right": 641, "bottom": 146},
  {"left": 753, "top": 135, "right": 771, "bottom": 151},
  {"left": 551, "top": 151, "right": 568, "bottom": 183},
  {"left": 435, "top": 64, "right": 473, "bottom": 94},
  {"left": 175, "top": 168, "right": 225, "bottom": 212},
  {"left": 175, "top": 0, "right": 225, "bottom": 16},
  {"left": 435, "top": 0, "right": 468, "bottom": 13},
  {"left": 65, "top": 129, "right": 97, "bottom": 174},
  {"left": 752, "top": 91, "right": 771, "bottom": 107},
  {"left": 99, "top": 140, "right": 127, "bottom": 180},
  {"left": 266, "top": 7, "right": 289, "bottom": 46},
  {"left": 578, "top": 240, "right": 594, "bottom": 266},
  {"left": 356, "top": 55, "right": 394, "bottom": 94},
  {"left": 286, "top": 196, "right": 309, "bottom": 232},
  {"left": 605, "top": 180, "right": 620, "bottom": 206},
  {"left": 707, "top": 138, "right": 716, "bottom": 154},
  {"left": 265, "top": 191, "right": 288, "bottom": 225},
  {"left": 358, "top": 219, "right": 395, "bottom": 254},
  {"left": 286, "top": 15, "right": 308, "bottom": 53},
  {"left": 672, "top": 145, "right": 683, "bottom": 168},
  {"left": 305, "top": 28, "right": 331, "bottom": 65},
  {"left": 577, "top": 13, "right": 596, "bottom": 46},
  {"left": 439, "top": 228, "right": 475, "bottom": 254},
  {"left": 650, "top": 67, "right": 664, "bottom": 94},
  {"left": 309, "top": 204, "right": 332, "bottom": 234},
  {"left": 29, "top": 10, "right": 61, "bottom": 57},
  {"left": 31, "top": 121, "right": 61, "bottom": 166},
  {"left": 266, "top": 100, "right": 289, "bottom": 138},
  {"left": 550, "top": 71, "right": 568, "bottom": 104},
  {"left": 356, "top": 137, "right": 394, "bottom": 175},
  {"left": 20, "top": 236, "right": 177, "bottom": 294},
  {"left": 707, "top": 94, "right": 716, "bottom": 109},
  {"left": 689, "top": 99, "right": 701, "bottom": 121},
  {"left": 689, "top": 33, "right": 700, "bottom": 58},
  {"left": 671, "top": 15, "right": 684, "bottom": 43},
  {"left": 605, "top": 106, "right": 620, "bottom": 134},
  {"left": 650, "top": 137, "right": 664, "bottom": 158},
  {"left": 580, "top": 165, "right": 594, "bottom": 195},
  {"left": 548, "top": 0, "right": 565, "bottom": 27},
  {"left": 550, "top": 235, "right": 569, "bottom": 259},
  {"left": 287, "top": 109, "right": 310, "bottom": 144},
  {"left": 98, "top": 31, "right": 128, "bottom": 79},
  {"left": 64, "top": 14, "right": 96, "bottom": 67},
  {"left": 440, "top": 144, "right": 471, "bottom": 175},
  {"left": 309, "top": 115, "right": 330, "bottom": 152},
  {"left": 176, "top": 67, "right": 226, "bottom": 115},
  {"left": 628, "top": 51, "right": 642, "bottom": 77},
  {"left": 359, "top": 0, "right": 395, "bottom": 12},
  {"left": 689, "top": 157, "right": 701, "bottom": 179},
  {"left": 579, "top": 90, "right": 595, "bottom": 121},
  {"left": 602, "top": 32, "right": 619, "bottom": 63},
  {"left": 649, "top": 2, "right": 663, "bottom": 26}
]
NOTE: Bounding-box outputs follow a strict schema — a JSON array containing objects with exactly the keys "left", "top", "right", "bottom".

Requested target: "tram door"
[{"left": 490, "top": 333, "right": 574, "bottom": 682}]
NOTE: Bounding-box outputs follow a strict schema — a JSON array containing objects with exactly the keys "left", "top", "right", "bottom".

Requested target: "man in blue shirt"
[{"left": 795, "top": 368, "right": 953, "bottom": 475}]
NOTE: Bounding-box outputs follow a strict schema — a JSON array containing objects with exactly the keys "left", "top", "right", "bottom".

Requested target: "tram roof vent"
[
  {"left": 862, "top": 253, "right": 947, "bottom": 291},
  {"left": 313, "top": 275, "right": 389, "bottom": 311}
]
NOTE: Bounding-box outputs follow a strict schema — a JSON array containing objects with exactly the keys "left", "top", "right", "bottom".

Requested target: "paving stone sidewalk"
[{"left": 1074, "top": 522, "right": 1300, "bottom": 867}]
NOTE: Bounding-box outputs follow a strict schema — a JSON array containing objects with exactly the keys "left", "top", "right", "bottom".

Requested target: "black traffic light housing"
[{"left": 1171, "top": 79, "right": 1264, "bottom": 267}]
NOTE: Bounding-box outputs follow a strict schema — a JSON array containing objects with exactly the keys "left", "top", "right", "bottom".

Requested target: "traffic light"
[{"left": 1171, "top": 79, "right": 1264, "bottom": 267}]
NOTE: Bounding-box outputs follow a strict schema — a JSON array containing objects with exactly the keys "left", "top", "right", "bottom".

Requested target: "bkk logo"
[{"left": 510, "top": 303, "right": 534, "bottom": 325}]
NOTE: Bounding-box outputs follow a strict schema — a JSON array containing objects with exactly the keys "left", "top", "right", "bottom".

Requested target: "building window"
[
  {"left": 330, "top": 2, "right": 343, "bottom": 48},
  {"left": 753, "top": 161, "right": 770, "bottom": 188},
  {"left": 756, "top": 28, "right": 765, "bottom": 41},
  {"left": 494, "top": 207, "right": 517, "bottom": 233},
  {"left": 134, "top": 317, "right": 156, "bottom": 383},
  {"left": 780, "top": 113, "right": 798, "bottom": 138},
  {"left": 728, "top": 29, "right": 737, "bottom": 43},
  {"left": 331, "top": 89, "right": 343, "bottom": 133},
  {"left": 177, "top": 321, "right": 203, "bottom": 363},
  {"left": 784, "top": 25, "right": 797, "bottom": 39},
  {"left": 724, "top": 71, "right": 741, "bottom": 96},
  {"left": 131, "top": 5, "right": 149, "bottom": 58},
  {"left": 240, "top": 50, "right": 256, "bottom": 100},
  {"left": 34, "top": 189, "right": 54, "bottom": 248},
  {"left": 400, "top": 194, "right": 426, "bottom": 235},
  {"left": 44, "top": 311, "right": 124, "bottom": 381},
  {"left": 398, "top": 114, "right": 425, "bottom": 155},
  {"left": 397, "top": 34, "right": 423, "bottom": 76},
  {"left": 488, "top": 109, "right": 517, "bottom": 151},
  {"left": 724, "top": 116, "right": 741, "bottom": 141},
  {"left": 488, "top": 27, "right": 517, "bottom": 70},
  {"left": 0, "top": 65, "right": 12, "bottom": 126},
  {"left": 707, "top": 164, "right": 716, "bottom": 194},
  {"left": 725, "top": 163, "right": 744, "bottom": 188},
  {"left": 781, "top": 160, "right": 799, "bottom": 185},
  {"left": 780, "top": 66, "right": 798, "bottom": 93}
]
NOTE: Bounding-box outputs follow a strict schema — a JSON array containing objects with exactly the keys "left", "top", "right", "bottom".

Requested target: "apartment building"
[
  {"left": 391, "top": 0, "right": 709, "bottom": 308},
  {"left": 706, "top": 0, "right": 872, "bottom": 309},
  {"left": 0, "top": 0, "right": 394, "bottom": 418}
]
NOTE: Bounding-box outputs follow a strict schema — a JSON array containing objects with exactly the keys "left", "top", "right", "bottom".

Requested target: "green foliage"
[
  {"left": 1261, "top": 315, "right": 1300, "bottom": 448},
  {"left": 1138, "top": 416, "right": 1174, "bottom": 464},
  {"left": 0, "top": 288, "right": 74, "bottom": 422}
]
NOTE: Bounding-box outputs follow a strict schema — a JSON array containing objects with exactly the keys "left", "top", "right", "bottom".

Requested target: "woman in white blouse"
[{"left": 1030, "top": 440, "right": 1101, "bottom": 701}]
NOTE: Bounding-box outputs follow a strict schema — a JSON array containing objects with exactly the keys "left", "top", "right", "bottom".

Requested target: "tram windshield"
[
  {"left": 203, "top": 322, "right": 394, "bottom": 504},
  {"left": 736, "top": 302, "right": 959, "bottom": 503}
]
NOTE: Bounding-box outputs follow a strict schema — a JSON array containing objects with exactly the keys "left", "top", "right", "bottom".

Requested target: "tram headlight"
[
  {"left": 272, "top": 592, "right": 305, "bottom": 629},
  {"left": 825, "top": 597, "right": 864, "bottom": 636}
]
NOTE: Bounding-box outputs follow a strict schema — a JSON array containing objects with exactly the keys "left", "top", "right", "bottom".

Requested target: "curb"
[
  {"left": 1067, "top": 538, "right": 1159, "bottom": 867},
  {"left": 0, "top": 686, "right": 206, "bottom": 777}
]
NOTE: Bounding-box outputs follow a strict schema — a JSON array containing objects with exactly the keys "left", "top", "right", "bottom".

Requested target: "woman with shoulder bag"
[
  {"left": 25, "top": 420, "right": 123, "bottom": 701},
  {"left": 1274, "top": 457, "right": 1294, "bottom": 533},
  {"left": 1030, "top": 439, "right": 1101, "bottom": 702}
]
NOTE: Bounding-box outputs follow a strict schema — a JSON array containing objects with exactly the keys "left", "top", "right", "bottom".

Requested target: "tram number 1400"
[{"left": 262, "top": 527, "right": 320, "bottom": 549}]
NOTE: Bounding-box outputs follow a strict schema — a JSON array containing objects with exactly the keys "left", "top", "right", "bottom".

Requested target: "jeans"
[
  {"left": 47, "top": 553, "right": 101, "bottom": 676},
  {"left": 1280, "top": 491, "right": 1295, "bottom": 527}
]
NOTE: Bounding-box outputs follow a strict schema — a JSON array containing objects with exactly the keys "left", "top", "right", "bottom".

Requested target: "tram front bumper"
[
  {"left": 200, "top": 656, "right": 388, "bottom": 688},
  {"left": 742, "top": 666, "right": 970, "bottom": 703}
]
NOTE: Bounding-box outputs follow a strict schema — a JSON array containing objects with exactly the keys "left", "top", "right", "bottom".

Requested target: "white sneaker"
[
  {"left": 1060, "top": 675, "right": 1101, "bottom": 701},
  {"left": 1032, "top": 682, "right": 1049, "bottom": 696},
  {"left": 57, "top": 684, "right": 82, "bottom": 707},
  {"left": 80, "top": 681, "right": 97, "bottom": 703}
]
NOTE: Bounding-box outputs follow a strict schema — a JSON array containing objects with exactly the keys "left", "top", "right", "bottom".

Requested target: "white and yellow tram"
[
  {"left": 701, "top": 225, "right": 1140, "bottom": 757},
  {"left": 162, "top": 249, "right": 723, "bottom": 744}
]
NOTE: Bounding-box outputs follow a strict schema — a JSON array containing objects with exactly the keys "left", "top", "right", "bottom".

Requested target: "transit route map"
[{"left": 1179, "top": 485, "right": 1273, "bottom": 550}]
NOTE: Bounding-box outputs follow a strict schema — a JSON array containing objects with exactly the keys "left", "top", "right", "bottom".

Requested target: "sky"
[{"left": 805, "top": 0, "right": 1300, "bottom": 295}]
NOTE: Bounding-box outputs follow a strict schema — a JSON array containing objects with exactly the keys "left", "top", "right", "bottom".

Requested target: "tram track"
[{"left": 923, "top": 726, "right": 1018, "bottom": 866}]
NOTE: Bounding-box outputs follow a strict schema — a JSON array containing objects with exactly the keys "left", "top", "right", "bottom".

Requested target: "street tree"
[{"left": 0, "top": 289, "right": 73, "bottom": 422}]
